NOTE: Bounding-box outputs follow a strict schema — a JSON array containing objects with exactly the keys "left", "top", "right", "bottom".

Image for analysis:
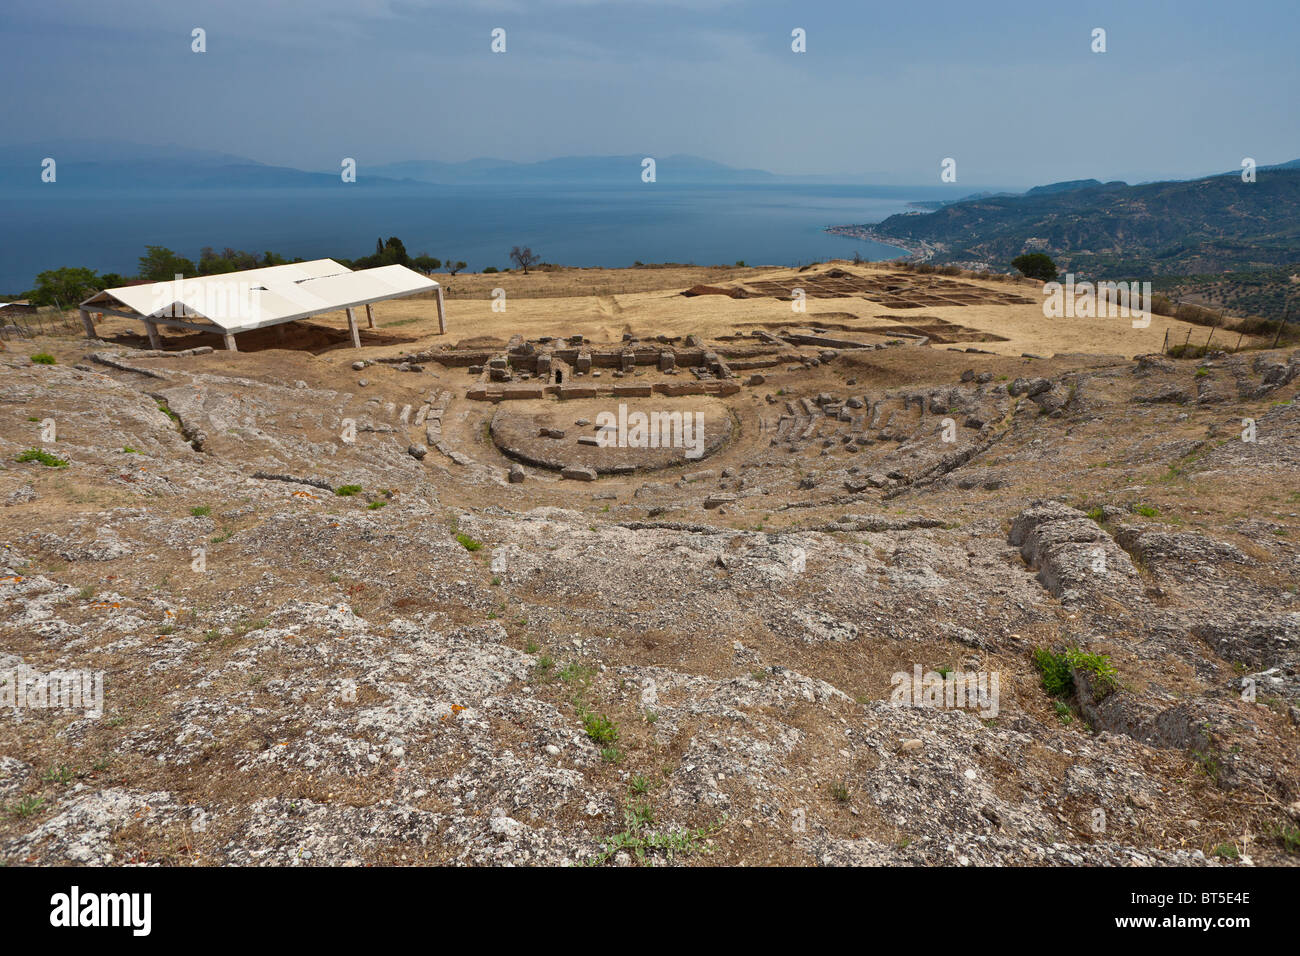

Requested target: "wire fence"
[{"left": 0, "top": 305, "right": 86, "bottom": 342}]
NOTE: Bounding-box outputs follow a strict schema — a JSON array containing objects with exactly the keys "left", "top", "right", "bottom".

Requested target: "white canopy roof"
[{"left": 81, "top": 259, "right": 439, "bottom": 334}]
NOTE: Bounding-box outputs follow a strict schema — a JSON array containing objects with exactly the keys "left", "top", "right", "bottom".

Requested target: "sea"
[{"left": 0, "top": 182, "right": 935, "bottom": 294}]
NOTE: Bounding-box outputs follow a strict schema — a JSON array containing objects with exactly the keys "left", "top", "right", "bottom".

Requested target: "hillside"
[
  {"left": 1, "top": 262, "right": 1298, "bottom": 867},
  {"left": 855, "top": 167, "right": 1300, "bottom": 285}
]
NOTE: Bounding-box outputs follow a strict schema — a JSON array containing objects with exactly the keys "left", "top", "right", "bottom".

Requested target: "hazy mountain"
[
  {"left": 365, "top": 153, "right": 778, "bottom": 185},
  {"left": 0, "top": 140, "right": 418, "bottom": 190},
  {"left": 0, "top": 142, "right": 785, "bottom": 189},
  {"left": 1024, "top": 179, "right": 1107, "bottom": 196},
  {"left": 866, "top": 164, "right": 1300, "bottom": 277}
]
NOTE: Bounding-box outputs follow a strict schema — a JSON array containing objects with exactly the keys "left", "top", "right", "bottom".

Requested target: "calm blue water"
[{"left": 0, "top": 183, "right": 928, "bottom": 294}]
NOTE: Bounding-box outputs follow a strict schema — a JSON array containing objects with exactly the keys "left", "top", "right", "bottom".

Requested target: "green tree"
[
  {"left": 412, "top": 253, "right": 442, "bottom": 274},
  {"left": 138, "top": 246, "right": 197, "bottom": 282},
  {"left": 26, "top": 267, "right": 102, "bottom": 306},
  {"left": 352, "top": 237, "right": 411, "bottom": 270},
  {"left": 1011, "top": 252, "right": 1058, "bottom": 282},
  {"left": 380, "top": 236, "right": 408, "bottom": 265}
]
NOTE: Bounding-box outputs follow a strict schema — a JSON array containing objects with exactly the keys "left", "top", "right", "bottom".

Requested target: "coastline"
[{"left": 824, "top": 224, "right": 936, "bottom": 262}]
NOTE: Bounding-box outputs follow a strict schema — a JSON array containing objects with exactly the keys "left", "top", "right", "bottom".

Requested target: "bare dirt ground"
[{"left": 0, "top": 261, "right": 1296, "bottom": 867}]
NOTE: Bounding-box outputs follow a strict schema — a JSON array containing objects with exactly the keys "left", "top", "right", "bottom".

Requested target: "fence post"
[{"left": 1271, "top": 300, "right": 1291, "bottom": 350}]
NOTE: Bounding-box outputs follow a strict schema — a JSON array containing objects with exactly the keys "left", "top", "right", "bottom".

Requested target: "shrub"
[
  {"left": 190, "top": 505, "right": 211, "bottom": 517},
  {"left": 15, "top": 448, "right": 67, "bottom": 467},
  {"left": 1011, "top": 253, "right": 1057, "bottom": 282},
  {"left": 1033, "top": 647, "right": 1119, "bottom": 699},
  {"left": 334, "top": 484, "right": 362, "bottom": 497},
  {"left": 1033, "top": 648, "right": 1073, "bottom": 697},
  {"left": 30, "top": 353, "right": 56, "bottom": 365}
]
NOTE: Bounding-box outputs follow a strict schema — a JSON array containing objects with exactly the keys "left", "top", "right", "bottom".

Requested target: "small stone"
[{"left": 407, "top": 444, "right": 427, "bottom": 460}]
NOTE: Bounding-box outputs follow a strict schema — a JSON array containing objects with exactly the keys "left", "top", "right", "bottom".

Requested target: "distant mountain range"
[
  {"left": 365, "top": 154, "right": 780, "bottom": 185},
  {"left": 861, "top": 162, "right": 1300, "bottom": 278},
  {"left": 0, "top": 142, "right": 797, "bottom": 189},
  {"left": 0, "top": 140, "right": 976, "bottom": 192}
]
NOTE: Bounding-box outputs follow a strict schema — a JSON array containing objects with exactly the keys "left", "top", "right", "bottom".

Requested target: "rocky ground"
[{"left": 1, "top": 317, "right": 1298, "bottom": 867}]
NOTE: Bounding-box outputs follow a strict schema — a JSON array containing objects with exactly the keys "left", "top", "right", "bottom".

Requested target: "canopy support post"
[
  {"left": 78, "top": 308, "right": 96, "bottom": 340},
  {"left": 346, "top": 308, "right": 361, "bottom": 348}
]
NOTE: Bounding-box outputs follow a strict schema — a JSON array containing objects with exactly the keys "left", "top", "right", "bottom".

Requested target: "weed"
[
  {"left": 585, "top": 793, "right": 721, "bottom": 867},
  {"left": 42, "top": 765, "right": 74, "bottom": 785},
  {"left": 455, "top": 532, "right": 483, "bottom": 551},
  {"left": 582, "top": 711, "right": 619, "bottom": 745},
  {"left": 9, "top": 796, "right": 45, "bottom": 818},
  {"left": 1271, "top": 822, "right": 1300, "bottom": 855},
  {"left": 156, "top": 401, "right": 180, "bottom": 424},
  {"left": 15, "top": 448, "right": 67, "bottom": 467}
]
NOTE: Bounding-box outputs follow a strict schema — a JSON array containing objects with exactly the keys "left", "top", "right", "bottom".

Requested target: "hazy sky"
[{"left": 4, "top": 0, "right": 1298, "bottom": 187}]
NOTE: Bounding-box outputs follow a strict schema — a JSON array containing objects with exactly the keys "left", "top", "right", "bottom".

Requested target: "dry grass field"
[{"left": 68, "top": 261, "right": 1255, "bottom": 361}]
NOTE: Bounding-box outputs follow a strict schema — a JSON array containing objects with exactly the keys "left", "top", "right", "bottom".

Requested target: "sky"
[{"left": 3, "top": 0, "right": 1299, "bottom": 188}]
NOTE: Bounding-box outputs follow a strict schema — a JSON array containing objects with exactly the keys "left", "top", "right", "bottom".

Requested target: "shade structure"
[{"left": 78, "top": 259, "right": 446, "bottom": 349}]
